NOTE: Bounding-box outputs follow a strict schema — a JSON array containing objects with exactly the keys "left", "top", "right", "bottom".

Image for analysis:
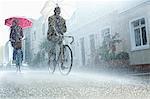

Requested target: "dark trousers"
[{"left": 13, "top": 48, "right": 23, "bottom": 61}]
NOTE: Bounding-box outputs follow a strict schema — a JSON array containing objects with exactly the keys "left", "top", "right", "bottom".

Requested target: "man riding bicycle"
[
  {"left": 9, "top": 19, "right": 23, "bottom": 72},
  {"left": 47, "top": 6, "right": 67, "bottom": 69}
]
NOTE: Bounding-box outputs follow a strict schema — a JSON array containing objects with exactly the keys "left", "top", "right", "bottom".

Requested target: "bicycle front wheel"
[{"left": 59, "top": 45, "right": 73, "bottom": 75}]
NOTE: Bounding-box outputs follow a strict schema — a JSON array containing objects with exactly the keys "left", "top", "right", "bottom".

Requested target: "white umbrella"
[{"left": 40, "top": 0, "right": 76, "bottom": 21}]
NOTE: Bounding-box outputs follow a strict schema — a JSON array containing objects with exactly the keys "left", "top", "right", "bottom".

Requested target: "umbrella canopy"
[
  {"left": 40, "top": 0, "right": 76, "bottom": 21},
  {"left": 5, "top": 17, "right": 32, "bottom": 29}
]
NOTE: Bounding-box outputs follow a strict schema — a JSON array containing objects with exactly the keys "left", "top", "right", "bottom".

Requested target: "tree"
[
  {"left": 31, "top": 38, "right": 51, "bottom": 68},
  {"left": 99, "top": 33, "right": 122, "bottom": 61}
]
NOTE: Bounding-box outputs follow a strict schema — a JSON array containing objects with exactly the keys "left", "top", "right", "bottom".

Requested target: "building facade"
[
  {"left": 69, "top": 1, "right": 150, "bottom": 69},
  {"left": 28, "top": 17, "right": 48, "bottom": 62}
]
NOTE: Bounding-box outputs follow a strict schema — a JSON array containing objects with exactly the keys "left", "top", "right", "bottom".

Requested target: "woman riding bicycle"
[
  {"left": 9, "top": 19, "right": 24, "bottom": 72},
  {"left": 47, "top": 6, "right": 67, "bottom": 70}
]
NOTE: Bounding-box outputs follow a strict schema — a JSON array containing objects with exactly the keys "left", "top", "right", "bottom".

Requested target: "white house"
[
  {"left": 68, "top": 1, "right": 150, "bottom": 70},
  {"left": 29, "top": 17, "right": 48, "bottom": 59}
]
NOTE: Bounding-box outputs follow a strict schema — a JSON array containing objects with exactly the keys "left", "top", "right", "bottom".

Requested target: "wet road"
[{"left": 0, "top": 70, "right": 150, "bottom": 99}]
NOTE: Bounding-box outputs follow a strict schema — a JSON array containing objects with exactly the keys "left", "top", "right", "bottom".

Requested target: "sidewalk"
[
  {"left": 129, "top": 72, "right": 150, "bottom": 76},
  {"left": 72, "top": 64, "right": 150, "bottom": 76}
]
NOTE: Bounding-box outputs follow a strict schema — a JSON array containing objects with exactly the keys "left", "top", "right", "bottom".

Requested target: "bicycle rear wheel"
[
  {"left": 59, "top": 45, "right": 73, "bottom": 75},
  {"left": 48, "top": 60, "right": 56, "bottom": 74}
]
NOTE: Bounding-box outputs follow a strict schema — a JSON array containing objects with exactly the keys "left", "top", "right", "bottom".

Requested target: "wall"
[
  {"left": 119, "top": 2, "right": 150, "bottom": 65},
  {"left": 69, "top": 1, "right": 150, "bottom": 67},
  {"left": 30, "top": 17, "right": 47, "bottom": 59}
]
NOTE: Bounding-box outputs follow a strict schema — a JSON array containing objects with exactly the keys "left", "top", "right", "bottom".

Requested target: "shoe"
[{"left": 19, "top": 69, "right": 21, "bottom": 73}]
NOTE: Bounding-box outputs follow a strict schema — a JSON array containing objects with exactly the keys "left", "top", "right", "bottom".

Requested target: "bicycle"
[{"left": 48, "top": 31, "right": 74, "bottom": 75}]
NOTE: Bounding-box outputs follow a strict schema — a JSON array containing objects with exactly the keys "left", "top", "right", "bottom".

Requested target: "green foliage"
[
  {"left": 31, "top": 39, "right": 50, "bottom": 67},
  {"left": 99, "top": 46, "right": 110, "bottom": 61},
  {"left": 98, "top": 33, "right": 129, "bottom": 61},
  {"left": 39, "top": 39, "right": 51, "bottom": 53},
  {"left": 116, "top": 52, "right": 129, "bottom": 60},
  {"left": 30, "top": 51, "right": 45, "bottom": 66}
]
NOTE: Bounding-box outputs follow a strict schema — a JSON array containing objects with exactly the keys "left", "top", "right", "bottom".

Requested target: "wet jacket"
[
  {"left": 47, "top": 15, "right": 67, "bottom": 41},
  {"left": 10, "top": 25, "right": 23, "bottom": 49}
]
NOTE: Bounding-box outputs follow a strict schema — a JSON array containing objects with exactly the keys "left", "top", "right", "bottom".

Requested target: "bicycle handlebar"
[
  {"left": 63, "top": 35, "right": 74, "bottom": 44},
  {"left": 56, "top": 35, "right": 74, "bottom": 45},
  {"left": 53, "top": 26, "right": 74, "bottom": 45}
]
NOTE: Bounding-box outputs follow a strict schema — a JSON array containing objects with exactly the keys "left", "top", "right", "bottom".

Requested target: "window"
[
  {"left": 101, "top": 28, "right": 110, "bottom": 38},
  {"left": 101, "top": 27, "right": 111, "bottom": 47},
  {"left": 80, "top": 38, "right": 85, "bottom": 65},
  {"left": 89, "top": 34, "right": 96, "bottom": 53},
  {"left": 95, "top": 33, "right": 102, "bottom": 48},
  {"left": 130, "top": 18, "right": 149, "bottom": 50}
]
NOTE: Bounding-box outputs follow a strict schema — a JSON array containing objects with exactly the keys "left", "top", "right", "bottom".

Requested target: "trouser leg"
[
  {"left": 13, "top": 48, "right": 16, "bottom": 61},
  {"left": 48, "top": 41, "right": 56, "bottom": 65}
]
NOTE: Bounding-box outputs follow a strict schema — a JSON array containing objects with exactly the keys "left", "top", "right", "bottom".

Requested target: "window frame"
[
  {"left": 129, "top": 17, "right": 149, "bottom": 51},
  {"left": 101, "top": 26, "right": 111, "bottom": 38},
  {"left": 101, "top": 26, "right": 111, "bottom": 46}
]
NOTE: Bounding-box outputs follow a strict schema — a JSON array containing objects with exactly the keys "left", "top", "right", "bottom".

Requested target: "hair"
[
  {"left": 12, "top": 19, "right": 19, "bottom": 24},
  {"left": 54, "top": 6, "right": 60, "bottom": 13}
]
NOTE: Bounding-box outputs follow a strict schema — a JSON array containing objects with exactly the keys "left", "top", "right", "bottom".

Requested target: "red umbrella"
[{"left": 5, "top": 17, "right": 32, "bottom": 29}]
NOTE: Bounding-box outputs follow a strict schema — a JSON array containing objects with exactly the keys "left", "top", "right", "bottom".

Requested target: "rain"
[{"left": 0, "top": 0, "right": 150, "bottom": 99}]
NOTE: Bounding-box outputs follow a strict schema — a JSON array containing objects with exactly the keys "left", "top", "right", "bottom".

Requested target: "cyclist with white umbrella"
[{"left": 47, "top": 6, "right": 67, "bottom": 70}]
